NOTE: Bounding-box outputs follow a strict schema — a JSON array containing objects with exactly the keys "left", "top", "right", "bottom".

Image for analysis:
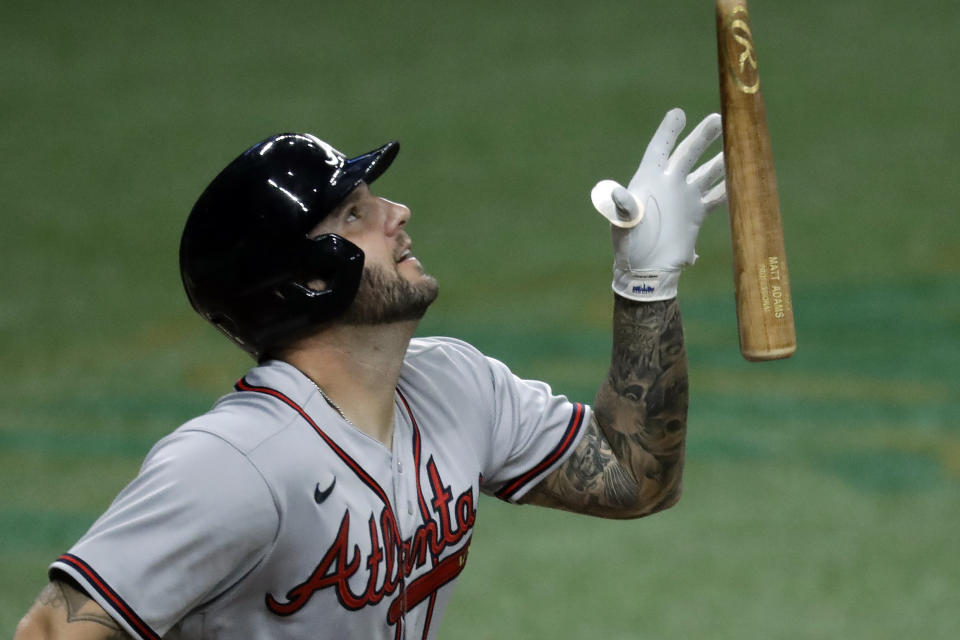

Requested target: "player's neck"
[{"left": 281, "top": 320, "right": 417, "bottom": 447}]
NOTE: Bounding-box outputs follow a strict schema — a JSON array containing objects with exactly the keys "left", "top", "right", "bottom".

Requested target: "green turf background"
[{"left": 2, "top": 0, "right": 958, "bottom": 637}]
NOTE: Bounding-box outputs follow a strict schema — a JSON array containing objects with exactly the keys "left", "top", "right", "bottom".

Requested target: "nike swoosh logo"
[{"left": 314, "top": 476, "right": 337, "bottom": 505}]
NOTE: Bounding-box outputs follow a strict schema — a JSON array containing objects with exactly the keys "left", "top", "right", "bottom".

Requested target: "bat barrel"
[{"left": 716, "top": 0, "right": 796, "bottom": 361}]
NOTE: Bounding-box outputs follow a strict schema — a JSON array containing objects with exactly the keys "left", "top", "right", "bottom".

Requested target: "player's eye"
[{"left": 344, "top": 207, "right": 360, "bottom": 222}]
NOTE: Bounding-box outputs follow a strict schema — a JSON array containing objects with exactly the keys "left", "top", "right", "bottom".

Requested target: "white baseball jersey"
[{"left": 50, "top": 337, "right": 589, "bottom": 640}]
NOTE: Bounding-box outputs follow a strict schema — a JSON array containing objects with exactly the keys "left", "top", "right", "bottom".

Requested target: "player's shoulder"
[
  {"left": 175, "top": 360, "right": 312, "bottom": 455},
  {"left": 140, "top": 427, "right": 261, "bottom": 485},
  {"left": 401, "top": 336, "right": 499, "bottom": 395},
  {"left": 406, "top": 335, "right": 486, "bottom": 360},
  {"left": 404, "top": 336, "right": 494, "bottom": 370},
  {"left": 113, "top": 423, "right": 280, "bottom": 558}
]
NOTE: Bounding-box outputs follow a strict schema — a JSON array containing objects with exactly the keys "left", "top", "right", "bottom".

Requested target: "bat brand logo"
[{"left": 724, "top": 6, "right": 760, "bottom": 94}]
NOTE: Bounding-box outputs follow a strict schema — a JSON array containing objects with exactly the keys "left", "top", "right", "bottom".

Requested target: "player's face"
[{"left": 309, "top": 183, "right": 439, "bottom": 324}]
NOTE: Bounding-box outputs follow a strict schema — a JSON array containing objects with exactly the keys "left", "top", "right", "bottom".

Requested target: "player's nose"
[{"left": 383, "top": 198, "right": 411, "bottom": 235}]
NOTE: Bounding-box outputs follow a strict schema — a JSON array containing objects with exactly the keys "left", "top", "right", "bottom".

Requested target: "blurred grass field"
[{"left": 2, "top": 0, "right": 958, "bottom": 637}]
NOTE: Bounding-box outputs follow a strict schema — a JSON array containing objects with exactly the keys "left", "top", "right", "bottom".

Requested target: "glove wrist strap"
[{"left": 612, "top": 268, "right": 681, "bottom": 301}]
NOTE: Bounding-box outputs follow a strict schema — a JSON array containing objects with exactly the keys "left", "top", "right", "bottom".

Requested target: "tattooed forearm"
[
  {"left": 34, "top": 580, "right": 131, "bottom": 639},
  {"left": 600, "top": 296, "right": 688, "bottom": 511},
  {"left": 524, "top": 297, "right": 688, "bottom": 517}
]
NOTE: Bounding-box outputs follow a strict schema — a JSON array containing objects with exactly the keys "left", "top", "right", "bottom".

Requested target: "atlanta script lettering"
[{"left": 266, "top": 457, "right": 476, "bottom": 618}]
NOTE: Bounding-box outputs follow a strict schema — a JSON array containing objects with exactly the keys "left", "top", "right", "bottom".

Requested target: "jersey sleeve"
[
  {"left": 48, "top": 429, "right": 279, "bottom": 640},
  {"left": 476, "top": 351, "right": 590, "bottom": 503}
]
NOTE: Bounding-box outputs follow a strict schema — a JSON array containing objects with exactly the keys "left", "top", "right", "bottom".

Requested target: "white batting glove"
[{"left": 591, "top": 108, "right": 727, "bottom": 301}]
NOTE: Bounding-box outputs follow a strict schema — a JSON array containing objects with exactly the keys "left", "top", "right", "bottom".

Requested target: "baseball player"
[{"left": 15, "top": 107, "right": 725, "bottom": 640}]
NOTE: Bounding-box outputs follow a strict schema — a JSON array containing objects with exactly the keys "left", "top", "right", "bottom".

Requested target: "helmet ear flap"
[
  {"left": 300, "top": 232, "right": 365, "bottom": 311},
  {"left": 263, "top": 232, "right": 365, "bottom": 336}
]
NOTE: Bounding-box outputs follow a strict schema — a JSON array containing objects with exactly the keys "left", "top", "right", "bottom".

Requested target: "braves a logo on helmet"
[
  {"left": 300, "top": 134, "right": 345, "bottom": 185},
  {"left": 265, "top": 457, "right": 475, "bottom": 632},
  {"left": 303, "top": 134, "right": 345, "bottom": 167}
]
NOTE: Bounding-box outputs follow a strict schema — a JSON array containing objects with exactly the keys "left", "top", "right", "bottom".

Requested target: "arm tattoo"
[
  {"left": 38, "top": 580, "right": 131, "bottom": 639},
  {"left": 524, "top": 297, "right": 688, "bottom": 518}
]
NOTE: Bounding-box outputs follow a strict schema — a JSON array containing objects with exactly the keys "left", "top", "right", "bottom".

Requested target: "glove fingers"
[
  {"left": 666, "top": 113, "right": 722, "bottom": 177},
  {"left": 701, "top": 180, "right": 728, "bottom": 211},
  {"left": 638, "top": 108, "right": 687, "bottom": 172},
  {"left": 687, "top": 151, "right": 725, "bottom": 193}
]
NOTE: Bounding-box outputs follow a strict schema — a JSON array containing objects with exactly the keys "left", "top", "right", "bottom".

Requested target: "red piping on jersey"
[
  {"left": 234, "top": 377, "right": 401, "bottom": 540},
  {"left": 54, "top": 554, "right": 160, "bottom": 640},
  {"left": 495, "top": 402, "right": 586, "bottom": 501},
  {"left": 396, "top": 387, "right": 433, "bottom": 525}
]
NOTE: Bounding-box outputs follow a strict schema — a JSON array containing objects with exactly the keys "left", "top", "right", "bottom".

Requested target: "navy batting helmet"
[{"left": 180, "top": 133, "right": 399, "bottom": 359}]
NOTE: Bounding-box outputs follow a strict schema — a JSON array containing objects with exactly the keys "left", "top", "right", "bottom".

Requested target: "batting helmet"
[{"left": 180, "top": 133, "right": 399, "bottom": 359}]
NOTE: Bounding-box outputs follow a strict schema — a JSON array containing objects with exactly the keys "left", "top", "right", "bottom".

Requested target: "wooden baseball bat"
[{"left": 715, "top": 0, "right": 796, "bottom": 361}]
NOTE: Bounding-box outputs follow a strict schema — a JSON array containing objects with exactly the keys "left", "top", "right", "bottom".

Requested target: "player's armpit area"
[
  {"left": 522, "top": 298, "right": 687, "bottom": 519},
  {"left": 14, "top": 579, "right": 132, "bottom": 640}
]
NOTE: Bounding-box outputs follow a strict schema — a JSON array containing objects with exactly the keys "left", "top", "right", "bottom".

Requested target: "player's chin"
[
  {"left": 394, "top": 258, "right": 439, "bottom": 297},
  {"left": 410, "top": 271, "right": 439, "bottom": 301},
  {"left": 411, "top": 272, "right": 440, "bottom": 309}
]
